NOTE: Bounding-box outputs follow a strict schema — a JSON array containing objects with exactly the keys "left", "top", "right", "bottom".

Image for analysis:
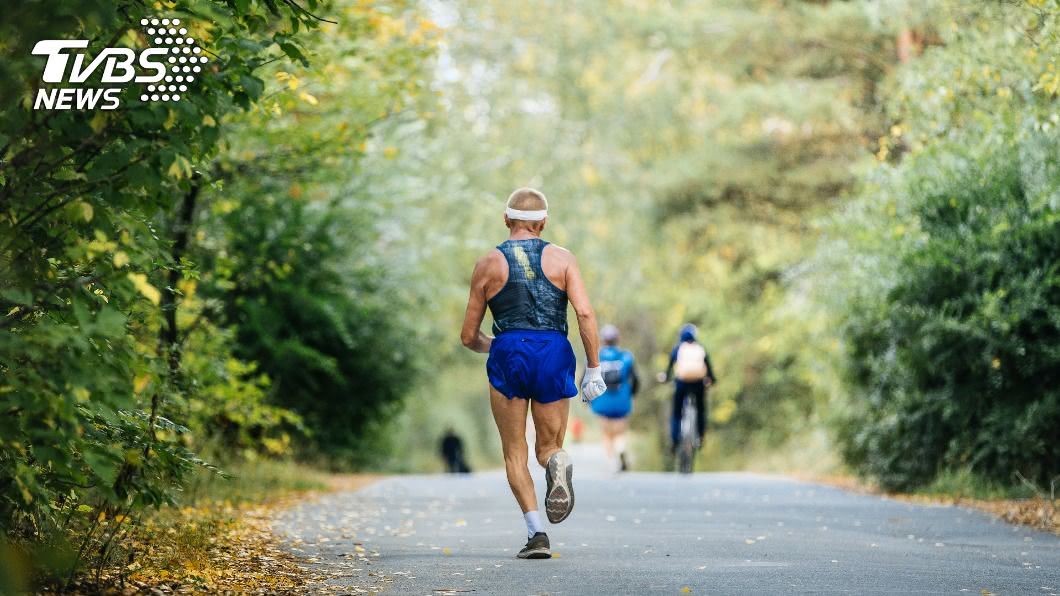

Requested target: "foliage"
[
  {"left": 180, "top": 321, "right": 305, "bottom": 458},
  {"left": 0, "top": 0, "right": 436, "bottom": 587},
  {"left": 1, "top": 0, "right": 317, "bottom": 535},
  {"left": 825, "top": 0, "right": 1060, "bottom": 491},
  {"left": 192, "top": 1, "right": 438, "bottom": 463},
  {"left": 212, "top": 195, "right": 421, "bottom": 462}
]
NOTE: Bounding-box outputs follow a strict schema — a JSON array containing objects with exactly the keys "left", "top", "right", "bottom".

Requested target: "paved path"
[{"left": 275, "top": 456, "right": 1060, "bottom": 595}]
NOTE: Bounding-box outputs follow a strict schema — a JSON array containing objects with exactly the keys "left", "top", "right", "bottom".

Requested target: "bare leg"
[
  {"left": 533, "top": 398, "right": 575, "bottom": 523},
  {"left": 530, "top": 398, "right": 570, "bottom": 467},
  {"left": 599, "top": 417, "right": 616, "bottom": 462},
  {"left": 614, "top": 423, "right": 628, "bottom": 457},
  {"left": 489, "top": 385, "right": 537, "bottom": 513},
  {"left": 612, "top": 418, "right": 630, "bottom": 469}
]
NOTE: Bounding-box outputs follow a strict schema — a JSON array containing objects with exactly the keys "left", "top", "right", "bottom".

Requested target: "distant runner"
[
  {"left": 439, "top": 428, "right": 470, "bottom": 474},
  {"left": 460, "top": 188, "right": 606, "bottom": 560},
  {"left": 590, "top": 324, "right": 640, "bottom": 471},
  {"left": 662, "top": 324, "right": 717, "bottom": 452}
]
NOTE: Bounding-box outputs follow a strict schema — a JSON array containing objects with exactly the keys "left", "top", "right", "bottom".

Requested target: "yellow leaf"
[
  {"left": 113, "top": 251, "right": 129, "bottom": 268},
  {"left": 681, "top": 588, "right": 692, "bottom": 594},
  {"left": 73, "top": 387, "right": 90, "bottom": 402},
  {"left": 79, "top": 201, "right": 94, "bottom": 222},
  {"left": 98, "top": 511, "right": 107, "bottom": 523},
  {"left": 127, "top": 273, "right": 161, "bottom": 305},
  {"left": 383, "top": 147, "right": 398, "bottom": 159},
  {"left": 202, "top": 114, "right": 217, "bottom": 127},
  {"left": 167, "top": 155, "right": 192, "bottom": 180},
  {"left": 134, "top": 374, "right": 151, "bottom": 394},
  {"left": 298, "top": 92, "right": 318, "bottom": 105},
  {"left": 5, "top": 306, "right": 19, "bottom": 317},
  {"left": 177, "top": 278, "right": 197, "bottom": 298},
  {"left": 89, "top": 112, "right": 108, "bottom": 134},
  {"left": 163, "top": 109, "right": 177, "bottom": 130}
]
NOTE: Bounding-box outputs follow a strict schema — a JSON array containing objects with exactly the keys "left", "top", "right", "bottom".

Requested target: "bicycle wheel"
[
  {"left": 677, "top": 397, "right": 697, "bottom": 474},
  {"left": 677, "top": 443, "right": 694, "bottom": 474}
]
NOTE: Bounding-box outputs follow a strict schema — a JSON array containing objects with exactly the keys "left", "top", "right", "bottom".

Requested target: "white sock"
[{"left": 523, "top": 510, "right": 545, "bottom": 538}]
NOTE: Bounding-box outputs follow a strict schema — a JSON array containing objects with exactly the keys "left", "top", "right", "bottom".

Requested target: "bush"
[{"left": 835, "top": 130, "right": 1060, "bottom": 490}]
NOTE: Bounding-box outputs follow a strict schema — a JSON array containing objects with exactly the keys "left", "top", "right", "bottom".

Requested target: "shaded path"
[{"left": 275, "top": 457, "right": 1060, "bottom": 594}]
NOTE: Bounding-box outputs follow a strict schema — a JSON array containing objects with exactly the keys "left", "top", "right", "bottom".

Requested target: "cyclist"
[
  {"left": 460, "top": 188, "right": 606, "bottom": 559},
  {"left": 590, "top": 324, "right": 640, "bottom": 471},
  {"left": 662, "top": 324, "right": 717, "bottom": 453}
]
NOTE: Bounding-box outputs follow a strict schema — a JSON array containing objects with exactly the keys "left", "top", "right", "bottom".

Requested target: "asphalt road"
[{"left": 275, "top": 451, "right": 1060, "bottom": 595}]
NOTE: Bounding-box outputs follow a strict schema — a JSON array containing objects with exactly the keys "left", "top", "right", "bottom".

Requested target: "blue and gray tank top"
[{"left": 487, "top": 238, "right": 569, "bottom": 335}]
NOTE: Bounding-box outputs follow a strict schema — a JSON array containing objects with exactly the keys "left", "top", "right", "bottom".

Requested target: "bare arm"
[
  {"left": 565, "top": 255, "right": 600, "bottom": 368},
  {"left": 460, "top": 255, "right": 494, "bottom": 353}
]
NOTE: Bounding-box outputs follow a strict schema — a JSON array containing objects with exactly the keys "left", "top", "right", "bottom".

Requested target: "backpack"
[
  {"left": 673, "top": 342, "right": 708, "bottom": 382},
  {"left": 600, "top": 357, "right": 625, "bottom": 390}
]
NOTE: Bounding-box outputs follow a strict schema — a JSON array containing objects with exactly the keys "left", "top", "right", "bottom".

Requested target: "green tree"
[
  {"left": 0, "top": 0, "right": 394, "bottom": 585},
  {"left": 824, "top": 0, "right": 1060, "bottom": 490},
  {"left": 191, "top": 1, "right": 438, "bottom": 462}
]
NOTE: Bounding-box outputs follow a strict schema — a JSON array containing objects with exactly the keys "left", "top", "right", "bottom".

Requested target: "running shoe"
[
  {"left": 517, "top": 532, "right": 551, "bottom": 559},
  {"left": 544, "top": 450, "right": 574, "bottom": 523}
]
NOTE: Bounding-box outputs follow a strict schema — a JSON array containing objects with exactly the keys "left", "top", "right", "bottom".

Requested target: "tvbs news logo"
[{"left": 32, "top": 17, "right": 209, "bottom": 110}]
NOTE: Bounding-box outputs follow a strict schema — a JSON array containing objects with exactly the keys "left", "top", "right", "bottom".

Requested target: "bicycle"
[
  {"left": 656, "top": 372, "right": 706, "bottom": 474},
  {"left": 675, "top": 390, "right": 700, "bottom": 474}
]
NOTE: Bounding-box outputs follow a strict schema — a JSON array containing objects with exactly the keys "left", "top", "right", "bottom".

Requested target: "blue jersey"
[{"left": 590, "top": 346, "right": 636, "bottom": 418}]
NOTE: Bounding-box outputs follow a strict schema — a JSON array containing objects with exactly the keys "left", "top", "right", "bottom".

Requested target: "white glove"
[{"left": 581, "top": 366, "right": 607, "bottom": 403}]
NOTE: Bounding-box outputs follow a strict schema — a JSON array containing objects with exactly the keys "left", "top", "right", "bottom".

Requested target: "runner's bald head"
[
  {"left": 504, "top": 188, "right": 548, "bottom": 233},
  {"left": 507, "top": 188, "right": 548, "bottom": 212}
]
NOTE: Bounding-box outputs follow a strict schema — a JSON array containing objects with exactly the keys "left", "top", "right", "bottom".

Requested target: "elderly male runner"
[{"left": 461, "top": 188, "right": 607, "bottom": 559}]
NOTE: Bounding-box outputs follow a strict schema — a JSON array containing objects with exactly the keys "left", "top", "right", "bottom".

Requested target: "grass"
[
  {"left": 913, "top": 468, "right": 1041, "bottom": 500},
  {"left": 182, "top": 456, "right": 333, "bottom": 504}
]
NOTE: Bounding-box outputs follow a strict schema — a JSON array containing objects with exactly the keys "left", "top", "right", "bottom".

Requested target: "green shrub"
[{"left": 835, "top": 131, "right": 1059, "bottom": 490}]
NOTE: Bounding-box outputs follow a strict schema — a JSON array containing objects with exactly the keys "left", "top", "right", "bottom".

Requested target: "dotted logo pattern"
[{"left": 138, "top": 17, "right": 209, "bottom": 102}]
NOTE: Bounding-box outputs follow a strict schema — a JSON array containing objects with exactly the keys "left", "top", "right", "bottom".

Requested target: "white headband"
[{"left": 505, "top": 207, "right": 548, "bottom": 221}]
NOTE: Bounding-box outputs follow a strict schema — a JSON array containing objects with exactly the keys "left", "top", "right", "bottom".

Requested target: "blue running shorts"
[{"left": 487, "top": 330, "right": 578, "bottom": 403}]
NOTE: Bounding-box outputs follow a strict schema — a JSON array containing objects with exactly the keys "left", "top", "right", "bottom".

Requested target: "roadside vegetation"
[{"left": 1, "top": 0, "right": 435, "bottom": 590}]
